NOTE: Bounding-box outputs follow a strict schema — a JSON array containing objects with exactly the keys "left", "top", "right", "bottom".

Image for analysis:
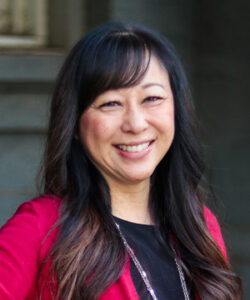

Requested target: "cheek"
[
  {"left": 164, "top": 102, "right": 175, "bottom": 132},
  {"left": 79, "top": 114, "right": 114, "bottom": 149},
  {"left": 153, "top": 106, "right": 175, "bottom": 135}
]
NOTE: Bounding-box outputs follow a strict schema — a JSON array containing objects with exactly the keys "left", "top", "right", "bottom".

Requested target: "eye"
[
  {"left": 98, "top": 101, "right": 121, "bottom": 110},
  {"left": 143, "top": 96, "right": 164, "bottom": 103},
  {"left": 99, "top": 101, "right": 120, "bottom": 107}
]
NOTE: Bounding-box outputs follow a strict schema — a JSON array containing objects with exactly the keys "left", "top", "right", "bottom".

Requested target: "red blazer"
[{"left": 0, "top": 196, "right": 227, "bottom": 299}]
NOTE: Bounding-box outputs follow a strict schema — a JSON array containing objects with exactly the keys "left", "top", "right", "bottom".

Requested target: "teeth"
[{"left": 117, "top": 142, "right": 150, "bottom": 152}]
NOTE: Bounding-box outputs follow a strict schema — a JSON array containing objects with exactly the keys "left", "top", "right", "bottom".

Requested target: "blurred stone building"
[{"left": 0, "top": 0, "right": 249, "bottom": 296}]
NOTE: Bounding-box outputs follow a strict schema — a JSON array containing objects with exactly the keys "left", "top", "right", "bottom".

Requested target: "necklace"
[{"left": 115, "top": 222, "right": 190, "bottom": 300}]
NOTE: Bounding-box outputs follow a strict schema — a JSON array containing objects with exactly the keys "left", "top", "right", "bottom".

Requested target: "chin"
[{"left": 123, "top": 170, "right": 153, "bottom": 183}]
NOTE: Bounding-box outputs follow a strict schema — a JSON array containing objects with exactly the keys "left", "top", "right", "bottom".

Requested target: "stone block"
[
  {"left": 0, "top": 54, "right": 64, "bottom": 82},
  {"left": 0, "top": 134, "right": 45, "bottom": 225},
  {"left": 0, "top": 93, "right": 50, "bottom": 131},
  {"left": 0, "top": 134, "right": 45, "bottom": 190}
]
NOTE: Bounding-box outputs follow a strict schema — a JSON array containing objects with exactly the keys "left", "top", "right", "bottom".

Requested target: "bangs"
[
  {"left": 79, "top": 32, "right": 152, "bottom": 110},
  {"left": 94, "top": 33, "right": 151, "bottom": 89}
]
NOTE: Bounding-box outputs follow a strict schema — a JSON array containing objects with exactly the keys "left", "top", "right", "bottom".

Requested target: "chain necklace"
[{"left": 115, "top": 222, "right": 190, "bottom": 300}]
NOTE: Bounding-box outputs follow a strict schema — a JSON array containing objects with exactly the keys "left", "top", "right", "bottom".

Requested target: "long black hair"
[{"left": 41, "top": 22, "right": 242, "bottom": 299}]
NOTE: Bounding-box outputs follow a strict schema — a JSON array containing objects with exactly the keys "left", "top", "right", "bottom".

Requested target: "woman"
[{"left": 0, "top": 22, "right": 241, "bottom": 299}]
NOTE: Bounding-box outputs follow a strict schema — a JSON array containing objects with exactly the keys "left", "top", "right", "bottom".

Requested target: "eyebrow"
[{"left": 141, "top": 83, "right": 166, "bottom": 90}]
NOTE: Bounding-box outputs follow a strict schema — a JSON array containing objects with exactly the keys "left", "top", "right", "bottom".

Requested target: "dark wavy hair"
[{"left": 40, "top": 22, "right": 242, "bottom": 299}]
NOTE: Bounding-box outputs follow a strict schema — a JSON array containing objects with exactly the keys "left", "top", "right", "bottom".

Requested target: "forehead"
[{"left": 140, "top": 56, "right": 169, "bottom": 84}]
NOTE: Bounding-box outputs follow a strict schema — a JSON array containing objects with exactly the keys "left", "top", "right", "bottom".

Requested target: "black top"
[{"left": 114, "top": 216, "right": 192, "bottom": 300}]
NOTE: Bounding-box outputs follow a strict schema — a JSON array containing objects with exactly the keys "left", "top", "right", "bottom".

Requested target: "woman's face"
[{"left": 79, "top": 56, "right": 175, "bottom": 187}]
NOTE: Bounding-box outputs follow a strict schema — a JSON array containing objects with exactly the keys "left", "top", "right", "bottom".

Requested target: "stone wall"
[{"left": 0, "top": 54, "right": 64, "bottom": 225}]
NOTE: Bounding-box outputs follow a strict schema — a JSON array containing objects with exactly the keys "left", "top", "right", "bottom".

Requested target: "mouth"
[{"left": 115, "top": 140, "right": 154, "bottom": 153}]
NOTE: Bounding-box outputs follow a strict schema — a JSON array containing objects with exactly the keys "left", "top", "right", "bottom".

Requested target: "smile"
[{"left": 116, "top": 142, "right": 150, "bottom": 152}]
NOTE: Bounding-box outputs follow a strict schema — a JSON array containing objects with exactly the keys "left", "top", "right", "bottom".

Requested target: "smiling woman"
[
  {"left": 0, "top": 22, "right": 242, "bottom": 300},
  {"left": 79, "top": 56, "right": 175, "bottom": 189}
]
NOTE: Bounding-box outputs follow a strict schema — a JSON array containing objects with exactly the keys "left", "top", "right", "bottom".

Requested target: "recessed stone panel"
[{"left": 0, "top": 93, "right": 50, "bottom": 130}]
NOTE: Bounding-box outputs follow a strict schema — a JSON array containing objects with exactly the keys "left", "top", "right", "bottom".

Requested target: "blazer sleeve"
[
  {"left": 0, "top": 197, "right": 60, "bottom": 300},
  {"left": 203, "top": 206, "right": 227, "bottom": 260}
]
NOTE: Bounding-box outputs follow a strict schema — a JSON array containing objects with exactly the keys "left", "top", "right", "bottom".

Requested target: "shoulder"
[
  {"left": 19, "top": 194, "right": 62, "bottom": 213},
  {"left": 12, "top": 194, "right": 62, "bottom": 232},
  {"left": 0, "top": 194, "right": 62, "bottom": 250},
  {"left": 203, "top": 206, "right": 227, "bottom": 259},
  {"left": 0, "top": 195, "right": 62, "bottom": 299},
  {"left": 20, "top": 194, "right": 62, "bottom": 222}
]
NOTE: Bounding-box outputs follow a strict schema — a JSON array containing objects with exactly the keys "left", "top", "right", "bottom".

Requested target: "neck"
[{"left": 108, "top": 178, "right": 153, "bottom": 225}]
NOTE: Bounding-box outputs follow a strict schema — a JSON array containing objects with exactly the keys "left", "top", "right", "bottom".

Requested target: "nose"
[{"left": 121, "top": 105, "right": 148, "bottom": 134}]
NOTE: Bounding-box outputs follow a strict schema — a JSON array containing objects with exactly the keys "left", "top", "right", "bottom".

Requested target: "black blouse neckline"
[
  {"left": 112, "top": 215, "right": 188, "bottom": 300},
  {"left": 113, "top": 215, "right": 156, "bottom": 230}
]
